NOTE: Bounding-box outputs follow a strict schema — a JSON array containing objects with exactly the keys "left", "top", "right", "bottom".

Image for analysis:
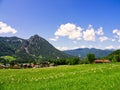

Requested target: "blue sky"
[{"left": 0, "top": 0, "right": 120, "bottom": 50}]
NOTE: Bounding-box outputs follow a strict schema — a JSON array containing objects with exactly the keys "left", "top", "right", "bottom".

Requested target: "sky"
[{"left": 0, "top": 0, "right": 120, "bottom": 50}]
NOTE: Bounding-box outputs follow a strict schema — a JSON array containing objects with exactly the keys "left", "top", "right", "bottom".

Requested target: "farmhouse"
[
  {"left": 95, "top": 60, "right": 110, "bottom": 63},
  {"left": 34, "top": 64, "right": 40, "bottom": 68},
  {"left": 0, "top": 64, "right": 5, "bottom": 69},
  {"left": 12, "top": 64, "right": 21, "bottom": 69},
  {"left": 20, "top": 63, "right": 33, "bottom": 68},
  {"left": 49, "top": 63, "right": 55, "bottom": 67},
  {"left": 40, "top": 61, "right": 50, "bottom": 67}
]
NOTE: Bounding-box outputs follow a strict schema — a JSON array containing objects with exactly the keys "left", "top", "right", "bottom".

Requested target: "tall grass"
[{"left": 0, "top": 63, "right": 120, "bottom": 90}]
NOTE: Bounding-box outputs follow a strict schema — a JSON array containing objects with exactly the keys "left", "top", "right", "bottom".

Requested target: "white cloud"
[
  {"left": 96, "top": 27, "right": 104, "bottom": 35},
  {"left": 79, "top": 45, "right": 86, "bottom": 48},
  {"left": 116, "top": 46, "right": 120, "bottom": 49},
  {"left": 113, "top": 29, "right": 120, "bottom": 35},
  {"left": 50, "top": 23, "right": 120, "bottom": 50},
  {"left": 0, "top": 22, "right": 17, "bottom": 34},
  {"left": 105, "top": 45, "right": 120, "bottom": 50},
  {"left": 56, "top": 46, "right": 84, "bottom": 51},
  {"left": 111, "top": 39, "right": 116, "bottom": 42},
  {"left": 49, "top": 36, "right": 59, "bottom": 41},
  {"left": 83, "top": 25, "right": 96, "bottom": 41},
  {"left": 88, "top": 45, "right": 94, "bottom": 48},
  {"left": 54, "top": 23, "right": 83, "bottom": 40},
  {"left": 56, "top": 45, "right": 87, "bottom": 51},
  {"left": 71, "top": 46, "right": 80, "bottom": 50},
  {"left": 113, "top": 29, "right": 120, "bottom": 42},
  {"left": 105, "top": 45, "right": 114, "bottom": 49},
  {"left": 99, "top": 36, "right": 108, "bottom": 42},
  {"left": 73, "top": 41, "right": 77, "bottom": 44},
  {"left": 56, "top": 46, "right": 69, "bottom": 51}
]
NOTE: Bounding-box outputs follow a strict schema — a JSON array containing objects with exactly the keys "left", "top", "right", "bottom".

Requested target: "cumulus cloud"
[
  {"left": 50, "top": 23, "right": 118, "bottom": 50},
  {"left": 113, "top": 29, "right": 120, "bottom": 34},
  {"left": 99, "top": 36, "right": 108, "bottom": 42},
  {"left": 0, "top": 22, "right": 17, "bottom": 34},
  {"left": 51, "top": 23, "right": 83, "bottom": 41},
  {"left": 83, "top": 25, "right": 96, "bottom": 41},
  {"left": 96, "top": 27, "right": 104, "bottom": 35},
  {"left": 50, "top": 23, "right": 107, "bottom": 42},
  {"left": 113, "top": 29, "right": 120, "bottom": 42}
]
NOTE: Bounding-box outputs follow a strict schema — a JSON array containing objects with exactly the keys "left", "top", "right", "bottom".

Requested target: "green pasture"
[{"left": 0, "top": 63, "right": 120, "bottom": 90}]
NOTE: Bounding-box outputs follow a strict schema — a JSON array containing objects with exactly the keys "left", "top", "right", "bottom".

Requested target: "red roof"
[{"left": 95, "top": 60, "right": 110, "bottom": 63}]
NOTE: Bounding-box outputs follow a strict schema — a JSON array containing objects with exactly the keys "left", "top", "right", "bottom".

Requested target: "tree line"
[
  {"left": 0, "top": 53, "right": 96, "bottom": 66},
  {"left": 0, "top": 52, "right": 120, "bottom": 66}
]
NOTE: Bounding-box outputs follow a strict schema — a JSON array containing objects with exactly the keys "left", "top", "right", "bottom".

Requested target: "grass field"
[{"left": 0, "top": 63, "right": 120, "bottom": 90}]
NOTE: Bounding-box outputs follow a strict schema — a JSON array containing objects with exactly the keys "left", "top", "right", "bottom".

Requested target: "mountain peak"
[
  {"left": 28, "top": 34, "right": 45, "bottom": 43},
  {"left": 30, "top": 34, "right": 41, "bottom": 39},
  {"left": 32, "top": 34, "right": 40, "bottom": 38}
]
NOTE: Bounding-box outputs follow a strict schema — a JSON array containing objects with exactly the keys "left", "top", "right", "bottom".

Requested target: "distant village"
[
  {"left": 0, "top": 59, "right": 111, "bottom": 69},
  {"left": 0, "top": 61, "right": 55, "bottom": 69}
]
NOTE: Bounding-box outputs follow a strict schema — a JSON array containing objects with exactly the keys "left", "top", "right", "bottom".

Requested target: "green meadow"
[{"left": 0, "top": 63, "right": 120, "bottom": 90}]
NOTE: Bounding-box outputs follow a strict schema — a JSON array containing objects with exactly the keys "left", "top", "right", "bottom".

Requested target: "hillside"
[
  {"left": 0, "top": 41, "right": 15, "bottom": 56},
  {"left": 0, "top": 35, "right": 70, "bottom": 62},
  {"left": 107, "top": 50, "right": 120, "bottom": 61},
  {"left": 64, "top": 48, "right": 114, "bottom": 58}
]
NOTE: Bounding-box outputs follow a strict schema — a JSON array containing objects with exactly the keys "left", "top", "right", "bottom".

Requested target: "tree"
[
  {"left": 107, "top": 50, "right": 120, "bottom": 61},
  {"left": 112, "top": 55, "right": 120, "bottom": 62},
  {"left": 0, "top": 57, "right": 6, "bottom": 65},
  {"left": 69, "top": 58, "right": 80, "bottom": 65},
  {"left": 86, "top": 53, "right": 96, "bottom": 63},
  {"left": 36, "top": 55, "right": 43, "bottom": 64},
  {"left": 83, "top": 57, "right": 90, "bottom": 64},
  {"left": 1, "top": 56, "right": 16, "bottom": 65}
]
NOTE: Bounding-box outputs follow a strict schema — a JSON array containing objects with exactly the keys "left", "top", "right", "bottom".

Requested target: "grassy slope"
[{"left": 0, "top": 63, "right": 120, "bottom": 90}]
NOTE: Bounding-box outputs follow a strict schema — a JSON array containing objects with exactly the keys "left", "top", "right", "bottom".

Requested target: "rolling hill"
[{"left": 107, "top": 50, "right": 120, "bottom": 61}]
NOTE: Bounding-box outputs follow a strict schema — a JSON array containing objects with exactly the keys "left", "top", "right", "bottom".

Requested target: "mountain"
[
  {"left": 0, "top": 40, "right": 15, "bottom": 56},
  {"left": 0, "top": 35, "right": 70, "bottom": 63},
  {"left": 64, "top": 48, "right": 114, "bottom": 58}
]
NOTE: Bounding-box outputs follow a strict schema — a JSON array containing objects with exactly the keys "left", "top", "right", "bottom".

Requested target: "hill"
[
  {"left": 64, "top": 48, "right": 114, "bottom": 58},
  {"left": 0, "top": 35, "right": 70, "bottom": 63},
  {"left": 107, "top": 50, "right": 120, "bottom": 61}
]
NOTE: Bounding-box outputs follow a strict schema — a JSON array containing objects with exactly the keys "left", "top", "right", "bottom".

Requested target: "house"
[
  {"left": 49, "top": 63, "right": 55, "bottom": 67},
  {"left": 12, "top": 64, "right": 21, "bottom": 69},
  {"left": 40, "top": 61, "right": 50, "bottom": 67},
  {"left": 30, "top": 63, "right": 35, "bottom": 68},
  {"left": 5, "top": 64, "right": 10, "bottom": 68},
  {"left": 21, "top": 63, "right": 32, "bottom": 68},
  {"left": 95, "top": 60, "right": 110, "bottom": 63},
  {"left": 0, "top": 64, "right": 5, "bottom": 69},
  {"left": 34, "top": 64, "right": 40, "bottom": 68}
]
